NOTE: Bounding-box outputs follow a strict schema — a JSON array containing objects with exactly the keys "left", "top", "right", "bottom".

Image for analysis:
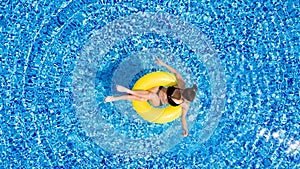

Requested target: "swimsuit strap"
[
  {"left": 156, "top": 86, "right": 164, "bottom": 106},
  {"left": 157, "top": 86, "right": 164, "bottom": 95}
]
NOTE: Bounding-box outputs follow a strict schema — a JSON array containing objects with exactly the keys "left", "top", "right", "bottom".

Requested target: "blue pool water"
[{"left": 1, "top": 0, "right": 299, "bottom": 168}]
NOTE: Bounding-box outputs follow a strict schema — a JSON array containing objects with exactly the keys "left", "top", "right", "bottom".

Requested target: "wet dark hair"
[{"left": 182, "top": 84, "right": 198, "bottom": 102}]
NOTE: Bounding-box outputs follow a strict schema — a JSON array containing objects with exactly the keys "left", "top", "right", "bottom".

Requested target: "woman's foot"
[
  {"left": 104, "top": 96, "right": 118, "bottom": 102},
  {"left": 116, "top": 85, "right": 131, "bottom": 93}
]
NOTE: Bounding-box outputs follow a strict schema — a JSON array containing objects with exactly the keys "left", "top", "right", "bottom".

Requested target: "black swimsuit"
[
  {"left": 166, "top": 86, "right": 181, "bottom": 106},
  {"left": 156, "top": 86, "right": 182, "bottom": 107}
]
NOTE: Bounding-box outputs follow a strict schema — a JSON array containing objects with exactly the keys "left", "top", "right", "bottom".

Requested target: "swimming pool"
[{"left": 1, "top": 0, "right": 299, "bottom": 168}]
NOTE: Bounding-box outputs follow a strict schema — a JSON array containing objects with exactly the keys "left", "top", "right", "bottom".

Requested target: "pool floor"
[{"left": 1, "top": 0, "right": 299, "bottom": 168}]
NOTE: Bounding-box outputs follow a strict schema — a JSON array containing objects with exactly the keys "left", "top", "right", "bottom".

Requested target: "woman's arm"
[
  {"left": 156, "top": 57, "right": 186, "bottom": 89},
  {"left": 181, "top": 102, "right": 190, "bottom": 137}
]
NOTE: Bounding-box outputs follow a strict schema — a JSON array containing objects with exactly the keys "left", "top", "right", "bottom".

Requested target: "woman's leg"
[
  {"left": 123, "top": 85, "right": 162, "bottom": 106},
  {"left": 104, "top": 94, "right": 147, "bottom": 102},
  {"left": 116, "top": 85, "right": 153, "bottom": 99},
  {"left": 105, "top": 85, "right": 162, "bottom": 105}
]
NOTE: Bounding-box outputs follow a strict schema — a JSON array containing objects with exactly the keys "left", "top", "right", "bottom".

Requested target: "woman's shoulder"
[{"left": 181, "top": 101, "right": 190, "bottom": 108}]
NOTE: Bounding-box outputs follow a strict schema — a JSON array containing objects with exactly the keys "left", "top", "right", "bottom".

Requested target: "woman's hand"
[
  {"left": 156, "top": 57, "right": 165, "bottom": 66},
  {"left": 182, "top": 129, "right": 190, "bottom": 137}
]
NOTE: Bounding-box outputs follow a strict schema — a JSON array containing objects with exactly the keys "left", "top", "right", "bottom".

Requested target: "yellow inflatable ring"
[{"left": 132, "top": 71, "right": 182, "bottom": 124}]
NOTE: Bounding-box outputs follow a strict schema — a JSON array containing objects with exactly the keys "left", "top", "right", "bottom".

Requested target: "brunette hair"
[{"left": 182, "top": 84, "right": 198, "bottom": 102}]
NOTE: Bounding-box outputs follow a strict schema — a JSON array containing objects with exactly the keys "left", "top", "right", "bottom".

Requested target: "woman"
[{"left": 105, "top": 57, "right": 197, "bottom": 137}]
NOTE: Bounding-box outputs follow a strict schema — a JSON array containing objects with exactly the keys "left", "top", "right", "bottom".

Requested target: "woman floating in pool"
[{"left": 105, "top": 57, "right": 197, "bottom": 137}]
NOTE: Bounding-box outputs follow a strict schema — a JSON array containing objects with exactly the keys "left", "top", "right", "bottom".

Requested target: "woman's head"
[{"left": 182, "top": 84, "right": 198, "bottom": 102}]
